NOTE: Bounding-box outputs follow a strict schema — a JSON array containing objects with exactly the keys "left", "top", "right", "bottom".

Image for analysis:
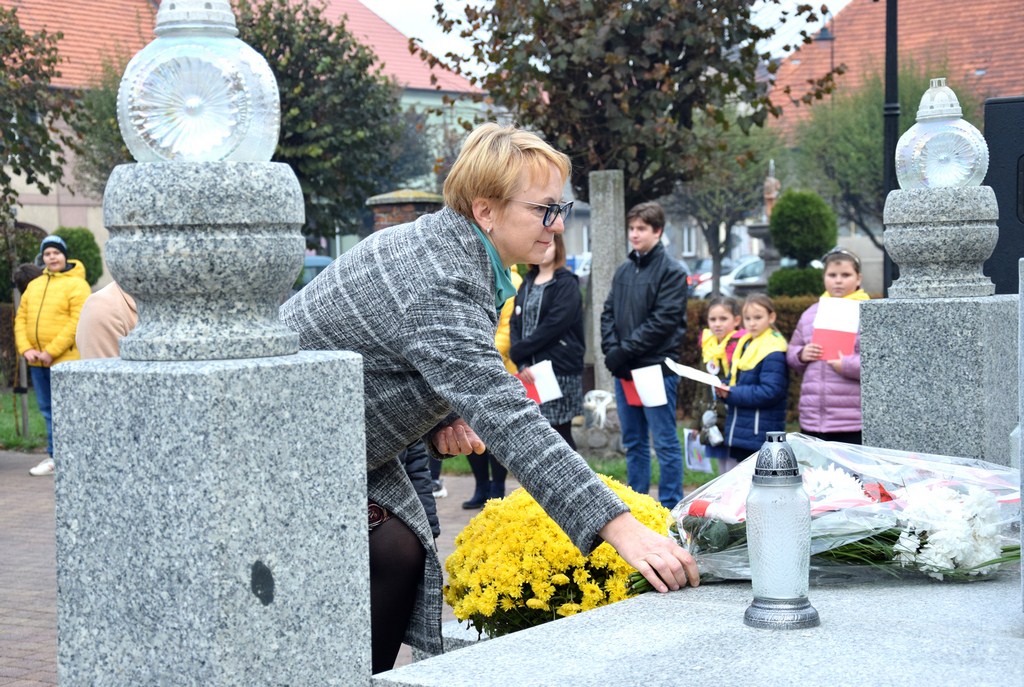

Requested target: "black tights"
[
  {"left": 467, "top": 450, "right": 508, "bottom": 499},
  {"left": 369, "top": 517, "right": 425, "bottom": 674}
]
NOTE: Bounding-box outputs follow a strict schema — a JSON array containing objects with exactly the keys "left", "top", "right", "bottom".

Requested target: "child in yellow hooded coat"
[{"left": 15, "top": 235, "right": 91, "bottom": 476}]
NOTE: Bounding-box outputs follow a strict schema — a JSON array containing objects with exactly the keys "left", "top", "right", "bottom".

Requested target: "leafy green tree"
[
  {"left": 792, "top": 56, "right": 981, "bottom": 249},
  {"left": 386, "top": 108, "right": 437, "bottom": 191},
  {"left": 0, "top": 6, "right": 79, "bottom": 301},
  {"left": 69, "top": 56, "right": 131, "bottom": 199},
  {"left": 427, "top": 0, "right": 838, "bottom": 208},
  {"left": 55, "top": 227, "right": 103, "bottom": 286},
  {"left": 663, "top": 113, "right": 781, "bottom": 295},
  {"left": 234, "top": 0, "right": 406, "bottom": 236},
  {"left": 769, "top": 189, "right": 837, "bottom": 267},
  {"left": 74, "top": 1, "right": 410, "bottom": 239}
]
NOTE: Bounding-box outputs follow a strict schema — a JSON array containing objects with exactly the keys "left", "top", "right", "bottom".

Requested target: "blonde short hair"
[{"left": 443, "top": 122, "right": 571, "bottom": 219}]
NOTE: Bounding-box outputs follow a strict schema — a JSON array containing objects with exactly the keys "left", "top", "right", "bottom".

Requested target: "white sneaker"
[
  {"left": 431, "top": 480, "right": 447, "bottom": 499},
  {"left": 29, "top": 457, "right": 55, "bottom": 476}
]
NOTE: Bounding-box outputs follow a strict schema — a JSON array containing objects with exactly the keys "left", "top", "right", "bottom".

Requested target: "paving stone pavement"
[
  {"left": 0, "top": 451, "right": 58, "bottom": 687},
  {"left": 0, "top": 449, "right": 521, "bottom": 681}
]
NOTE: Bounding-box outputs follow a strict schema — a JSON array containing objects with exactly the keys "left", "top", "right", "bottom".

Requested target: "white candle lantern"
[{"left": 743, "top": 432, "right": 820, "bottom": 629}]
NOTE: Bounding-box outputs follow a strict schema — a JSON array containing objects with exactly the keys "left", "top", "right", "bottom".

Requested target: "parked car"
[
  {"left": 687, "top": 256, "right": 734, "bottom": 294},
  {"left": 676, "top": 259, "right": 693, "bottom": 296},
  {"left": 691, "top": 256, "right": 734, "bottom": 276},
  {"left": 691, "top": 256, "right": 764, "bottom": 299},
  {"left": 692, "top": 256, "right": 823, "bottom": 299}
]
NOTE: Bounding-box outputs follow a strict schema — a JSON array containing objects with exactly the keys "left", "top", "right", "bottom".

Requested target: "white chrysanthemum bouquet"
[{"left": 669, "top": 434, "right": 1020, "bottom": 582}]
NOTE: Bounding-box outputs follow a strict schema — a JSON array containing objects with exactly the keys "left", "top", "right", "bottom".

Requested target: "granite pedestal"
[
  {"left": 53, "top": 353, "right": 367, "bottom": 685},
  {"left": 378, "top": 571, "right": 1023, "bottom": 686},
  {"left": 1019, "top": 259, "right": 1024, "bottom": 608},
  {"left": 861, "top": 185, "right": 1018, "bottom": 466},
  {"left": 861, "top": 295, "right": 1018, "bottom": 465}
]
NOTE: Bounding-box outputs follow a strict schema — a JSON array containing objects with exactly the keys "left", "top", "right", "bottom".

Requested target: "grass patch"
[
  {"left": 0, "top": 387, "right": 47, "bottom": 451},
  {"left": 440, "top": 453, "right": 472, "bottom": 475}
]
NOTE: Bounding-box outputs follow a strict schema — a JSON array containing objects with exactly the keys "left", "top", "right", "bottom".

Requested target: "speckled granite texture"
[
  {"left": 884, "top": 186, "right": 998, "bottom": 298},
  {"left": 377, "top": 572, "right": 1023, "bottom": 686},
  {"left": 861, "top": 295, "right": 1017, "bottom": 465},
  {"left": 103, "top": 161, "right": 305, "bottom": 361},
  {"left": 52, "top": 352, "right": 370, "bottom": 686},
  {"left": 1020, "top": 260, "right": 1024, "bottom": 606},
  {"left": 587, "top": 170, "right": 626, "bottom": 395}
]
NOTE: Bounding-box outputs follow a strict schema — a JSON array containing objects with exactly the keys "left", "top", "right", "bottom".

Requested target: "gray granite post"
[
  {"left": 51, "top": 3, "right": 370, "bottom": 684},
  {"left": 861, "top": 186, "right": 1017, "bottom": 465},
  {"left": 586, "top": 170, "right": 626, "bottom": 395},
  {"left": 862, "top": 79, "right": 1018, "bottom": 466},
  {"left": 53, "top": 162, "right": 368, "bottom": 685}
]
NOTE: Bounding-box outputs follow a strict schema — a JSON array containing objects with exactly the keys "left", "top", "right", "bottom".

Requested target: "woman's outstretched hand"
[
  {"left": 431, "top": 418, "right": 487, "bottom": 456},
  {"left": 599, "top": 512, "right": 699, "bottom": 592}
]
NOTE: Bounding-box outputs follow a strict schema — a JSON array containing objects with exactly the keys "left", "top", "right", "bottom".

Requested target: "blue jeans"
[
  {"left": 29, "top": 365, "right": 53, "bottom": 457},
  {"left": 615, "top": 374, "right": 684, "bottom": 508}
]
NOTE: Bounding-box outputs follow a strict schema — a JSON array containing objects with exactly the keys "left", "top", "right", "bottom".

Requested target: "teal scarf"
[{"left": 472, "top": 223, "right": 516, "bottom": 311}]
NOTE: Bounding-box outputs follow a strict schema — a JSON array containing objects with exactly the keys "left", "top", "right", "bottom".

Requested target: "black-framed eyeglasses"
[
  {"left": 822, "top": 246, "right": 861, "bottom": 270},
  {"left": 511, "top": 199, "right": 574, "bottom": 227}
]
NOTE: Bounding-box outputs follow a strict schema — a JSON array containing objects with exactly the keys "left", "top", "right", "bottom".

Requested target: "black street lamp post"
[{"left": 878, "top": 0, "right": 900, "bottom": 294}]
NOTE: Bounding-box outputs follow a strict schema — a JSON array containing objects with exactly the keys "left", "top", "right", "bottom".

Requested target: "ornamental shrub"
[
  {"left": 55, "top": 227, "right": 103, "bottom": 286},
  {"left": 767, "top": 266, "right": 824, "bottom": 298},
  {"left": 769, "top": 190, "right": 837, "bottom": 267}
]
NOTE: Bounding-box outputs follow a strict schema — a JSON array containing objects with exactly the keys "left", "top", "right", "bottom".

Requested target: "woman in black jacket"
[{"left": 510, "top": 234, "right": 585, "bottom": 449}]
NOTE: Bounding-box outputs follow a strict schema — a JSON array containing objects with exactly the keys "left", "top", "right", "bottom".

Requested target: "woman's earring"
[{"left": 486, "top": 225, "right": 493, "bottom": 234}]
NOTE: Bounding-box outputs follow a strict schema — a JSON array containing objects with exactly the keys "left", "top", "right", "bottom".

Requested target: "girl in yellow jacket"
[{"left": 15, "top": 235, "right": 91, "bottom": 476}]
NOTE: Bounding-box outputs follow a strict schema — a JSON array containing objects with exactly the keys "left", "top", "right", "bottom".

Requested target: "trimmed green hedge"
[
  {"left": 56, "top": 227, "right": 103, "bottom": 286},
  {"left": 768, "top": 266, "right": 824, "bottom": 298}
]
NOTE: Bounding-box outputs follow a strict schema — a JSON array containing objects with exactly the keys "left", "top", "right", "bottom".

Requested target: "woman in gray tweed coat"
[{"left": 280, "top": 123, "right": 698, "bottom": 673}]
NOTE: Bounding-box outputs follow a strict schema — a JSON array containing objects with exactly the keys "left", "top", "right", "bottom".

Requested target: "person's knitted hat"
[{"left": 40, "top": 235, "right": 68, "bottom": 258}]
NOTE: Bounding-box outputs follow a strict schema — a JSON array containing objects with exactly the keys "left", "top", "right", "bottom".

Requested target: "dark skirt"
[{"left": 540, "top": 374, "right": 583, "bottom": 425}]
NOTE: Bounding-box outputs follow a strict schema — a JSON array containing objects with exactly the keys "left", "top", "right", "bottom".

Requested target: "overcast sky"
[{"left": 358, "top": 0, "right": 854, "bottom": 67}]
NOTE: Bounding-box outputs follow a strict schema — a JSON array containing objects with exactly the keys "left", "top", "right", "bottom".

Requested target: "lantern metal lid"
[{"left": 752, "top": 432, "right": 801, "bottom": 486}]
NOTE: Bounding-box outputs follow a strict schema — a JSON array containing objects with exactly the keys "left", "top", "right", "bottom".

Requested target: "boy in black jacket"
[{"left": 600, "top": 201, "right": 688, "bottom": 508}]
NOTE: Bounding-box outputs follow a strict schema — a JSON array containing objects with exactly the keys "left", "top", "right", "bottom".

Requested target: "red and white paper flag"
[
  {"left": 514, "top": 359, "right": 562, "bottom": 404},
  {"left": 811, "top": 298, "right": 860, "bottom": 360},
  {"left": 631, "top": 364, "right": 668, "bottom": 407}
]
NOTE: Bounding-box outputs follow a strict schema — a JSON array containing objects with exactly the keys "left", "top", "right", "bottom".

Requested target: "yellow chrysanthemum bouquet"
[{"left": 444, "top": 474, "right": 668, "bottom": 638}]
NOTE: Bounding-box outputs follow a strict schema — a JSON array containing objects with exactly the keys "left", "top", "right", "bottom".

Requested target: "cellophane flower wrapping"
[
  {"left": 444, "top": 474, "right": 668, "bottom": 638},
  {"left": 669, "top": 434, "right": 1021, "bottom": 582}
]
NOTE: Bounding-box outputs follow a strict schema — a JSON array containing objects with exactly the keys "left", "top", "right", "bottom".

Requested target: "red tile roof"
[
  {"left": 769, "top": 0, "right": 1024, "bottom": 137},
  {"left": 0, "top": 0, "right": 157, "bottom": 89},
  {"left": 1, "top": 0, "right": 475, "bottom": 93},
  {"left": 321, "top": 0, "right": 477, "bottom": 93}
]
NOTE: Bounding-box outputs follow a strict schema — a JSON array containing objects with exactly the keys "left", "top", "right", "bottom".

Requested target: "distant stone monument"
[
  {"left": 861, "top": 78, "right": 1018, "bottom": 466},
  {"left": 763, "top": 159, "right": 781, "bottom": 220},
  {"left": 53, "top": 2, "right": 369, "bottom": 684},
  {"left": 579, "top": 171, "right": 627, "bottom": 455},
  {"left": 740, "top": 160, "right": 783, "bottom": 297},
  {"left": 586, "top": 170, "right": 627, "bottom": 397}
]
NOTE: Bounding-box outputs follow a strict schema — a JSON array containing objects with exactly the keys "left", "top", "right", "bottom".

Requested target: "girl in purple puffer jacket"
[{"left": 786, "top": 248, "right": 869, "bottom": 444}]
